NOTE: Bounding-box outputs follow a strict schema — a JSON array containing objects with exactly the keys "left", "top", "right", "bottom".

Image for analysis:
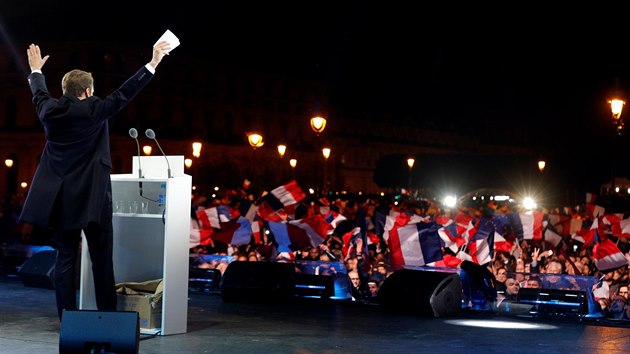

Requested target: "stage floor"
[{"left": 1, "top": 276, "right": 629, "bottom": 354}]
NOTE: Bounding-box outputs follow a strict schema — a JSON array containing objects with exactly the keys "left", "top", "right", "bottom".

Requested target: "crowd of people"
[
  {"left": 2, "top": 179, "right": 630, "bottom": 320},
  {"left": 186, "top": 183, "right": 630, "bottom": 320}
]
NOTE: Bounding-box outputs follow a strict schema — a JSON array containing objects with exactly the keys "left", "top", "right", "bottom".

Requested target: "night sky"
[{"left": 3, "top": 2, "right": 630, "bottom": 205}]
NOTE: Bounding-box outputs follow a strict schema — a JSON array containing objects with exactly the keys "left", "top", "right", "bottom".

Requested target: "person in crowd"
[
  {"left": 18, "top": 41, "right": 171, "bottom": 320},
  {"left": 364, "top": 280, "right": 380, "bottom": 304},
  {"left": 494, "top": 266, "right": 508, "bottom": 293},
  {"left": 524, "top": 276, "right": 542, "bottom": 289},
  {"left": 348, "top": 270, "right": 365, "bottom": 302},
  {"left": 609, "top": 283, "right": 630, "bottom": 320},
  {"left": 503, "top": 277, "right": 521, "bottom": 300}
]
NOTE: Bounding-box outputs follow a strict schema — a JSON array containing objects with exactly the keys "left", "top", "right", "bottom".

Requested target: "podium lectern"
[{"left": 79, "top": 156, "right": 191, "bottom": 336}]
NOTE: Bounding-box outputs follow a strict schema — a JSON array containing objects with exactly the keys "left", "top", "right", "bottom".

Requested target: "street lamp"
[
  {"left": 322, "top": 147, "right": 331, "bottom": 194},
  {"left": 185, "top": 158, "right": 192, "bottom": 168},
  {"left": 4, "top": 159, "right": 13, "bottom": 168},
  {"left": 537, "top": 160, "right": 546, "bottom": 173},
  {"left": 610, "top": 98, "right": 625, "bottom": 136},
  {"left": 247, "top": 132, "right": 264, "bottom": 149},
  {"left": 310, "top": 116, "right": 327, "bottom": 135},
  {"left": 142, "top": 145, "right": 152, "bottom": 155},
  {"left": 277, "top": 144, "right": 287, "bottom": 158},
  {"left": 609, "top": 97, "right": 625, "bottom": 193},
  {"left": 289, "top": 158, "right": 297, "bottom": 180},
  {"left": 407, "top": 157, "right": 415, "bottom": 191},
  {"left": 192, "top": 142, "right": 202, "bottom": 158}
]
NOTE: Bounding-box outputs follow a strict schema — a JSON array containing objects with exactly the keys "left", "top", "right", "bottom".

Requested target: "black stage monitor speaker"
[
  {"left": 59, "top": 310, "right": 139, "bottom": 354},
  {"left": 377, "top": 269, "right": 462, "bottom": 317},
  {"left": 17, "top": 250, "right": 56, "bottom": 289},
  {"left": 221, "top": 261, "right": 297, "bottom": 302}
]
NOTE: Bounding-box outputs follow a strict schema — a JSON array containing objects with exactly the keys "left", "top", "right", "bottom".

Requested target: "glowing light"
[
  {"left": 277, "top": 144, "right": 287, "bottom": 158},
  {"left": 4, "top": 159, "right": 13, "bottom": 168},
  {"left": 322, "top": 147, "right": 331, "bottom": 159},
  {"left": 522, "top": 196, "right": 537, "bottom": 210},
  {"left": 407, "top": 158, "right": 415, "bottom": 169},
  {"left": 610, "top": 98, "right": 625, "bottom": 119},
  {"left": 445, "top": 319, "right": 558, "bottom": 330},
  {"left": 142, "top": 145, "right": 152, "bottom": 155},
  {"left": 443, "top": 195, "right": 457, "bottom": 208},
  {"left": 184, "top": 158, "right": 192, "bottom": 168},
  {"left": 20, "top": 182, "right": 28, "bottom": 188},
  {"left": 538, "top": 160, "right": 546, "bottom": 172},
  {"left": 310, "top": 116, "right": 327, "bottom": 134},
  {"left": 192, "top": 142, "right": 202, "bottom": 158},
  {"left": 247, "top": 132, "right": 264, "bottom": 149},
  {"left": 289, "top": 159, "right": 297, "bottom": 168}
]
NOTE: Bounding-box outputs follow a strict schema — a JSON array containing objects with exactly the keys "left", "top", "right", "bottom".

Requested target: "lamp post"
[
  {"left": 322, "top": 147, "right": 331, "bottom": 195},
  {"left": 289, "top": 158, "right": 297, "bottom": 180},
  {"left": 407, "top": 157, "right": 415, "bottom": 192},
  {"left": 246, "top": 132, "right": 264, "bottom": 182},
  {"left": 609, "top": 97, "right": 625, "bottom": 194}
]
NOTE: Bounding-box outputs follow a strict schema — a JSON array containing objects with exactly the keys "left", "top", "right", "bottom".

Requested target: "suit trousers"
[{"left": 54, "top": 222, "right": 116, "bottom": 320}]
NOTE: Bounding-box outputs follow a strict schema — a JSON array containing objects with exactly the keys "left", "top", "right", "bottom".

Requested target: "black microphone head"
[
  {"left": 145, "top": 129, "right": 156, "bottom": 139},
  {"left": 129, "top": 128, "right": 138, "bottom": 138}
]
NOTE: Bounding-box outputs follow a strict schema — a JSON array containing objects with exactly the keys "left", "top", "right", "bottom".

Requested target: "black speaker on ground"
[
  {"left": 221, "top": 261, "right": 297, "bottom": 302},
  {"left": 59, "top": 310, "right": 139, "bottom": 354},
  {"left": 17, "top": 250, "right": 56, "bottom": 289},
  {"left": 377, "top": 269, "right": 462, "bottom": 317}
]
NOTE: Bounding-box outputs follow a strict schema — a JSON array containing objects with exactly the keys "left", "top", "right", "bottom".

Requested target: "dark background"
[{"left": 3, "top": 2, "right": 630, "bottom": 206}]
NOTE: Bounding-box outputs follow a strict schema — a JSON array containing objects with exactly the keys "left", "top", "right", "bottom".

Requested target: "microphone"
[
  {"left": 129, "top": 128, "right": 144, "bottom": 198},
  {"left": 145, "top": 129, "right": 172, "bottom": 178},
  {"left": 128, "top": 128, "right": 143, "bottom": 179}
]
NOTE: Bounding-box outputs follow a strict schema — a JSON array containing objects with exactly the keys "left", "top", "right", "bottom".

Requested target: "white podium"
[{"left": 79, "top": 156, "right": 191, "bottom": 336}]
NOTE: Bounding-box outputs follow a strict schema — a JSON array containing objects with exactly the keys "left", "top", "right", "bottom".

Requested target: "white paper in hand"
[{"left": 154, "top": 29, "right": 180, "bottom": 53}]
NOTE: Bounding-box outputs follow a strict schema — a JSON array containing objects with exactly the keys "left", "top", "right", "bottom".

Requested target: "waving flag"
[
  {"left": 593, "top": 231, "right": 628, "bottom": 271},
  {"left": 341, "top": 227, "right": 362, "bottom": 257},
  {"left": 197, "top": 205, "right": 231, "bottom": 229},
  {"left": 493, "top": 232, "right": 513, "bottom": 253},
  {"left": 519, "top": 211, "right": 544, "bottom": 240},
  {"left": 619, "top": 218, "right": 630, "bottom": 239},
  {"left": 466, "top": 218, "right": 495, "bottom": 265},
  {"left": 438, "top": 219, "right": 465, "bottom": 253},
  {"left": 383, "top": 218, "right": 443, "bottom": 269},
  {"left": 262, "top": 180, "right": 306, "bottom": 211},
  {"left": 268, "top": 221, "right": 313, "bottom": 252},
  {"left": 289, "top": 214, "right": 331, "bottom": 246},
  {"left": 210, "top": 216, "right": 253, "bottom": 246},
  {"left": 543, "top": 221, "right": 565, "bottom": 249}
]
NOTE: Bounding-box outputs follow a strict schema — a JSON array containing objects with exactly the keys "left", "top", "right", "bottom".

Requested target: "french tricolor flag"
[
  {"left": 288, "top": 214, "right": 331, "bottom": 247},
  {"left": 268, "top": 221, "right": 313, "bottom": 252},
  {"left": 519, "top": 211, "right": 544, "bottom": 240},
  {"left": 383, "top": 217, "right": 443, "bottom": 269},
  {"left": 210, "top": 216, "right": 253, "bottom": 246},
  {"left": 262, "top": 180, "right": 306, "bottom": 211},
  {"left": 197, "top": 205, "right": 231, "bottom": 229}
]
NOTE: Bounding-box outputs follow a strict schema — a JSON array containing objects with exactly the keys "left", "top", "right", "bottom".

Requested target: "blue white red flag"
[
  {"left": 383, "top": 218, "right": 443, "bottom": 269},
  {"left": 268, "top": 221, "right": 313, "bottom": 252},
  {"left": 262, "top": 180, "right": 306, "bottom": 211}
]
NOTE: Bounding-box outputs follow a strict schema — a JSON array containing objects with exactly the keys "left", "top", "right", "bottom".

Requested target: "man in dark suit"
[{"left": 20, "top": 40, "right": 172, "bottom": 320}]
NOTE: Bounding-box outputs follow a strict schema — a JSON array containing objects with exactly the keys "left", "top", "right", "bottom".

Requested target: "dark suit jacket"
[{"left": 19, "top": 66, "right": 154, "bottom": 230}]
